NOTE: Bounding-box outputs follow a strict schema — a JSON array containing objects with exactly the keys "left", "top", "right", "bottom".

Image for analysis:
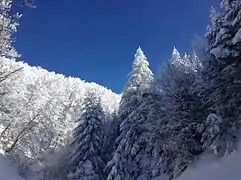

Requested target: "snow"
[
  {"left": 214, "top": 28, "right": 231, "bottom": 47},
  {"left": 210, "top": 46, "right": 239, "bottom": 58},
  {"left": 0, "top": 148, "right": 25, "bottom": 180},
  {"left": 0, "top": 124, "right": 4, "bottom": 134},
  {"left": 176, "top": 141, "right": 241, "bottom": 180},
  {"left": 232, "top": 28, "right": 241, "bottom": 45}
]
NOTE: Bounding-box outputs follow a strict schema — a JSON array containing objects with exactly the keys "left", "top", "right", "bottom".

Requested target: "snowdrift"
[
  {"left": 176, "top": 142, "right": 241, "bottom": 180},
  {"left": 0, "top": 148, "right": 25, "bottom": 180}
]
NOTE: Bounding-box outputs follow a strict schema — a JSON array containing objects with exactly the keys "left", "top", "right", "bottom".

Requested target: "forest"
[{"left": 1, "top": 0, "right": 241, "bottom": 180}]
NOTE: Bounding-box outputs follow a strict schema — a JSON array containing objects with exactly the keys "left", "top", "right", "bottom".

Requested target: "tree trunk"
[{"left": 6, "top": 114, "right": 39, "bottom": 152}]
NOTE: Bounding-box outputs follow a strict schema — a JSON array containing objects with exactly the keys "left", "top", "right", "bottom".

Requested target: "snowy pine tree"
[
  {"left": 206, "top": 0, "right": 241, "bottom": 58},
  {"left": 117, "top": 46, "right": 153, "bottom": 143},
  {"left": 153, "top": 47, "right": 206, "bottom": 178},
  {"left": 106, "top": 47, "right": 153, "bottom": 180},
  {"left": 122, "top": 47, "right": 153, "bottom": 93},
  {"left": 198, "top": 0, "right": 241, "bottom": 157},
  {"left": 68, "top": 92, "right": 105, "bottom": 180},
  {"left": 102, "top": 111, "right": 119, "bottom": 164},
  {"left": 67, "top": 160, "right": 99, "bottom": 180},
  {"left": 170, "top": 46, "right": 202, "bottom": 73},
  {"left": 107, "top": 91, "right": 164, "bottom": 180}
]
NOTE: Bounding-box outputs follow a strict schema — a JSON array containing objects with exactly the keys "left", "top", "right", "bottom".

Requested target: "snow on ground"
[
  {"left": 176, "top": 142, "right": 241, "bottom": 180},
  {"left": 0, "top": 147, "right": 25, "bottom": 180}
]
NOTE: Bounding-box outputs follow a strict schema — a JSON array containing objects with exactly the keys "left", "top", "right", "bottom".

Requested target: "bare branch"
[
  {"left": 0, "top": 67, "right": 23, "bottom": 83},
  {"left": 13, "top": 0, "right": 36, "bottom": 8},
  {"left": 6, "top": 113, "right": 40, "bottom": 152}
]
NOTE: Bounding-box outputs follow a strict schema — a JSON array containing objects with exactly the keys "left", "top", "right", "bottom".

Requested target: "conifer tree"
[
  {"left": 68, "top": 92, "right": 105, "bottom": 180},
  {"left": 198, "top": 0, "right": 241, "bottom": 156},
  {"left": 117, "top": 46, "right": 153, "bottom": 143},
  {"left": 107, "top": 91, "right": 163, "bottom": 180},
  {"left": 206, "top": 0, "right": 241, "bottom": 58},
  {"left": 106, "top": 47, "right": 153, "bottom": 180},
  {"left": 153, "top": 47, "right": 205, "bottom": 178}
]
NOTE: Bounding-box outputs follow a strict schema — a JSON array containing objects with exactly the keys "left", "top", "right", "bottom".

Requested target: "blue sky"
[{"left": 15, "top": 0, "right": 219, "bottom": 93}]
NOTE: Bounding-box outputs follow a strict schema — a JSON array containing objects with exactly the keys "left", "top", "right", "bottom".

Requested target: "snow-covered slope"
[
  {"left": 0, "top": 148, "right": 25, "bottom": 180},
  {"left": 176, "top": 142, "right": 241, "bottom": 180},
  {"left": 1, "top": 57, "right": 120, "bottom": 114}
]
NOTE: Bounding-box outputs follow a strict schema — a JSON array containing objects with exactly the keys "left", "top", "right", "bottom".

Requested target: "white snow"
[
  {"left": 214, "top": 28, "right": 230, "bottom": 47},
  {"left": 210, "top": 46, "right": 239, "bottom": 58},
  {"left": 210, "top": 47, "right": 228, "bottom": 58},
  {"left": 232, "top": 28, "right": 241, "bottom": 45},
  {"left": 0, "top": 147, "right": 25, "bottom": 180},
  {"left": 0, "top": 124, "right": 4, "bottom": 134},
  {"left": 176, "top": 141, "right": 241, "bottom": 180}
]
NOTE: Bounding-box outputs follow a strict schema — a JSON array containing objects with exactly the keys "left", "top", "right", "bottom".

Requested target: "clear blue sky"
[{"left": 15, "top": 0, "right": 219, "bottom": 93}]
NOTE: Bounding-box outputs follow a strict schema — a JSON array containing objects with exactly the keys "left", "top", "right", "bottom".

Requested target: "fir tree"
[
  {"left": 106, "top": 47, "right": 153, "bottom": 180},
  {"left": 206, "top": 0, "right": 241, "bottom": 58},
  {"left": 107, "top": 91, "right": 163, "bottom": 180},
  {"left": 198, "top": 0, "right": 241, "bottom": 156},
  {"left": 153, "top": 47, "right": 205, "bottom": 178},
  {"left": 102, "top": 111, "right": 119, "bottom": 164},
  {"left": 117, "top": 46, "right": 153, "bottom": 143},
  {"left": 68, "top": 92, "right": 105, "bottom": 180}
]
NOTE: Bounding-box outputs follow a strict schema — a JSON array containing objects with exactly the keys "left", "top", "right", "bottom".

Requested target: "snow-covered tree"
[
  {"left": 196, "top": 0, "right": 241, "bottom": 158},
  {"left": 0, "top": 0, "right": 20, "bottom": 58},
  {"left": 106, "top": 47, "right": 153, "bottom": 180},
  {"left": 67, "top": 160, "right": 99, "bottom": 180},
  {"left": 170, "top": 46, "right": 202, "bottom": 73},
  {"left": 106, "top": 91, "right": 162, "bottom": 180},
  {"left": 151, "top": 47, "right": 206, "bottom": 178},
  {"left": 122, "top": 46, "right": 153, "bottom": 93},
  {"left": 117, "top": 46, "right": 153, "bottom": 143},
  {"left": 201, "top": 114, "right": 222, "bottom": 152},
  {"left": 0, "top": 57, "right": 120, "bottom": 177},
  {"left": 194, "top": 64, "right": 241, "bottom": 156},
  {"left": 102, "top": 111, "right": 119, "bottom": 164},
  {"left": 68, "top": 92, "right": 105, "bottom": 180},
  {"left": 206, "top": 0, "right": 241, "bottom": 59}
]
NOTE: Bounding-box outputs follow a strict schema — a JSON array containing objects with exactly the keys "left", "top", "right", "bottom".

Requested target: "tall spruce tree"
[
  {"left": 206, "top": 0, "right": 241, "bottom": 59},
  {"left": 117, "top": 46, "right": 153, "bottom": 143},
  {"left": 106, "top": 47, "right": 153, "bottom": 180},
  {"left": 153, "top": 47, "right": 206, "bottom": 178},
  {"left": 195, "top": 0, "right": 241, "bottom": 156},
  {"left": 67, "top": 92, "right": 105, "bottom": 180},
  {"left": 106, "top": 90, "right": 164, "bottom": 180}
]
